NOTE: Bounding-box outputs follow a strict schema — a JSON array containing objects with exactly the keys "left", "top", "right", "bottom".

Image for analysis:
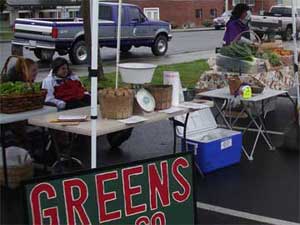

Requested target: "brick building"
[
  {"left": 124, "top": 0, "right": 225, "bottom": 28},
  {"left": 124, "top": 0, "right": 281, "bottom": 28}
]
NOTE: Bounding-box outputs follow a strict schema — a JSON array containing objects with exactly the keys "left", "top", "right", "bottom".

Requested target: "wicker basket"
[
  {"left": 99, "top": 88, "right": 134, "bottom": 119},
  {"left": 0, "top": 56, "right": 46, "bottom": 114},
  {"left": 0, "top": 163, "right": 33, "bottom": 189},
  {"left": 146, "top": 85, "right": 172, "bottom": 110},
  {"left": 0, "top": 90, "right": 47, "bottom": 114},
  {"left": 0, "top": 147, "right": 33, "bottom": 189}
]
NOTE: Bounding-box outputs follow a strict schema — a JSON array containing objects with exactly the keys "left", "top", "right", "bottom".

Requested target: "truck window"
[
  {"left": 99, "top": 5, "right": 113, "bottom": 20},
  {"left": 128, "top": 7, "right": 145, "bottom": 22},
  {"left": 271, "top": 7, "right": 291, "bottom": 16}
]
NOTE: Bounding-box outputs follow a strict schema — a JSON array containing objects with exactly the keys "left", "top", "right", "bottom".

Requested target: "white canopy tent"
[
  {"left": 90, "top": 0, "right": 99, "bottom": 168},
  {"left": 88, "top": 0, "right": 300, "bottom": 167},
  {"left": 89, "top": 0, "right": 123, "bottom": 168}
]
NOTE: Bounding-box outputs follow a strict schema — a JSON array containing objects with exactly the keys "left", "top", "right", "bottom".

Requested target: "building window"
[
  {"left": 144, "top": 8, "right": 160, "bottom": 21},
  {"left": 233, "top": 0, "right": 255, "bottom": 6},
  {"left": 210, "top": 8, "right": 217, "bottom": 18},
  {"left": 195, "top": 9, "right": 203, "bottom": 19}
]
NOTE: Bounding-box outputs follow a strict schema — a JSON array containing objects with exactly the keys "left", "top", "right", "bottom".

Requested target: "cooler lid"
[{"left": 175, "top": 108, "right": 217, "bottom": 137}]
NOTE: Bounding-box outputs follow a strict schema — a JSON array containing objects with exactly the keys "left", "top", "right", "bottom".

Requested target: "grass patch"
[
  {"left": 0, "top": 20, "right": 13, "bottom": 41},
  {"left": 81, "top": 60, "right": 209, "bottom": 90},
  {"left": 0, "top": 31, "right": 13, "bottom": 41}
]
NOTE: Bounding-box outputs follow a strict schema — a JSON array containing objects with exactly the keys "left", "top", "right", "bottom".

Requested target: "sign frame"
[{"left": 23, "top": 152, "right": 196, "bottom": 225}]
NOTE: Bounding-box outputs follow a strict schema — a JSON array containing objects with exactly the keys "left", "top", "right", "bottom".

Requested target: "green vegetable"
[
  {"left": 0, "top": 81, "right": 42, "bottom": 96},
  {"left": 220, "top": 43, "right": 255, "bottom": 61},
  {"left": 262, "top": 51, "right": 281, "bottom": 67}
]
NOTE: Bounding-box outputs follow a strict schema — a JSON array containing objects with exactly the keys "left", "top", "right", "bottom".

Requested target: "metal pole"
[
  {"left": 225, "top": 0, "right": 229, "bottom": 12},
  {"left": 115, "top": 0, "right": 122, "bottom": 89},
  {"left": 292, "top": 0, "right": 300, "bottom": 125},
  {"left": 90, "top": 0, "right": 99, "bottom": 169}
]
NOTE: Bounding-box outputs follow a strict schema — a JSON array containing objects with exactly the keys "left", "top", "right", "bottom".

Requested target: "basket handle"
[
  {"left": 0, "top": 55, "right": 32, "bottom": 86},
  {"left": 233, "top": 30, "right": 262, "bottom": 45}
]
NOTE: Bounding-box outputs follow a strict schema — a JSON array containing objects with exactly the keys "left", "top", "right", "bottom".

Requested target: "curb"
[
  {"left": 0, "top": 40, "right": 10, "bottom": 43},
  {"left": 172, "top": 27, "right": 216, "bottom": 33}
]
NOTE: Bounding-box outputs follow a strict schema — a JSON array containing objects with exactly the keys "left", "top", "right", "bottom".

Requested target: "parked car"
[
  {"left": 11, "top": 2, "right": 172, "bottom": 64},
  {"left": 251, "top": 5, "right": 300, "bottom": 41},
  {"left": 213, "top": 11, "right": 231, "bottom": 30}
]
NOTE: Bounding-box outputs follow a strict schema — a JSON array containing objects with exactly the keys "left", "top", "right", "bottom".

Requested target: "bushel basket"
[
  {"left": 0, "top": 56, "right": 46, "bottom": 114},
  {"left": 0, "top": 146, "right": 33, "bottom": 189},
  {"left": 147, "top": 85, "right": 172, "bottom": 110},
  {"left": 99, "top": 88, "right": 134, "bottom": 120}
]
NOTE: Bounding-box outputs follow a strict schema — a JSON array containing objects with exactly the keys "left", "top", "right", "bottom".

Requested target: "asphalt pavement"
[
  {"left": 0, "top": 30, "right": 224, "bottom": 80},
  {"left": 1, "top": 29, "right": 299, "bottom": 81}
]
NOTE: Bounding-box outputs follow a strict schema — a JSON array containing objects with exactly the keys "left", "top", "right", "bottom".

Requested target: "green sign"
[{"left": 24, "top": 152, "right": 195, "bottom": 225}]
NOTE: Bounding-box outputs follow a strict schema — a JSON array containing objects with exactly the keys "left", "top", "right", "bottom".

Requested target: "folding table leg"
[
  {"left": 0, "top": 125, "right": 8, "bottom": 187},
  {"left": 214, "top": 100, "right": 232, "bottom": 129},
  {"left": 251, "top": 103, "right": 275, "bottom": 151}
]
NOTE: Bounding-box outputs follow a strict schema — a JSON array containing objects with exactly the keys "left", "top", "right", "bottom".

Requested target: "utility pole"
[{"left": 225, "top": 0, "right": 229, "bottom": 12}]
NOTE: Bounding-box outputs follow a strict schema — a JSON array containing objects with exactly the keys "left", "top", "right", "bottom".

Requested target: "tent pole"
[
  {"left": 292, "top": 0, "right": 300, "bottom": 125},
  {"left": 90, "top": 0, "right": 99, "bottom": 169},
  {"left": 116, "top": 0, "right": 122, "bottom": 89}
]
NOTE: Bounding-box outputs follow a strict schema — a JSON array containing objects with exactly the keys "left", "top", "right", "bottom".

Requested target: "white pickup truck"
[{"left": 251, "top": 5, "right": 300, "bottom": 41}]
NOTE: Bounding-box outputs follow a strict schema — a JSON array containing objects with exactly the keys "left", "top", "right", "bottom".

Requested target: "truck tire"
[
  {"left": 151, "top": 35, "right": 168, "bottom": 56},
  {"left": 121, "top": 45, "right": 132, "bottom": 53},
  {"left": 34, "top": 49, "right": 54, "bottom": 62},
  {"left": 282, "top": 26, "right": 293, "bottom": 41},
  {"left": 254, "top": 31, "right": 264, "bottom": 40},
  {"left": 69, "top": 40, "right": 88, "bottom": 65},
  {"left": 107, "top": 128, "right": 133, "bottom": 149}
]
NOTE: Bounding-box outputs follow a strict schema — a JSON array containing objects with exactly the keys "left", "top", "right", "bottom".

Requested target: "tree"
[
  {"left": 0, "top": 0, "right": 6, "bottom": 12},
  {"left": 81, "top": 0, "right": 105, "bottom": 79}
]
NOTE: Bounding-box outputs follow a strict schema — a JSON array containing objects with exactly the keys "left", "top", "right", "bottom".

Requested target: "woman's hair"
[
  {"left": 15, "top": 58, "right": 37, "bottom": 81},
  {"left": 51, "top": 57, "right": 70, "bottom": 75},
  {"left": 231, "top": 3, "right": 250, "bottom": 19},
  {"left": 15, "top": 58, "right": 36, "bottom": 74}
]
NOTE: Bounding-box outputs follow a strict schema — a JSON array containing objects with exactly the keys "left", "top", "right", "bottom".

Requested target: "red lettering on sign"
[
  {"left": 135, "top": 216, "right": 150, "bottom": 225},
  {"left": 63, "top": 178, "right": 91, "bottom": 225},
  {"left": 30, "top": 182, "right": 59, "bottom": 225},
  {"left": 151, "top": 211, "right": 166, "bottom": 225},
  {"left": 122, "top": 165, "right": 147, "bottom": 217},
  {"left": 95, "top": 171, "right": 121, "bottom": 223},
  {"left": 172, "top": 157, "right": 191, "bottom": 203},
  {"left": 148, "top": 161, "right": 170, "bottom": 210}
]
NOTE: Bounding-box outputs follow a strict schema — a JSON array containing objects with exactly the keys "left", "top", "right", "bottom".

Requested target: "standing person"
[
  {"left": 42, "top": 57, "right": 90, "bottom": 110},
  {"left": 1, "top": 58, "right": 39, "bottom": 149},
  {"left": 223, "top": 3, "right": 252, "bottom": 45}
]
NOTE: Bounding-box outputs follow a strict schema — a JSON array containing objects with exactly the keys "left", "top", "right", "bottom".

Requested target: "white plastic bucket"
[{"left": 119, "top": 63, "right": 157, "bottom": 84}]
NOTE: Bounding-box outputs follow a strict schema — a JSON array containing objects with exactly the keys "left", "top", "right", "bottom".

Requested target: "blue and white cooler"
[{"left": 176, "top": 108, "right": 242, "bottom": 173}]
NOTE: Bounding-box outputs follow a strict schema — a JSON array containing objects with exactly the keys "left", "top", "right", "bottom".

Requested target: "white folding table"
[
  {"left": 0, "top": 106, "right": 57, "bottom": 187},
  {"left": 199, "top": 87, "right": 287, "bottom": 160},
  {"left": 28, "top": 102, "right": 214, "bottom": 171}
]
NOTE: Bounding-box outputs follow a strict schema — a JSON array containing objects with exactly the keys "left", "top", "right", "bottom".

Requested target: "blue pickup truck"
[{"left": 12, "top": 2, "right": 172, "bottom": 65}]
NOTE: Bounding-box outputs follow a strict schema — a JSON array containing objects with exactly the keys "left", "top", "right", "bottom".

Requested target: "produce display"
[
  {"left": 0, "top": 82, "right": 42, "bottom": 95},
  {"left": 99, "top": 88, "right": 134, "bottom": 120},
  {"left": 272, "top": 48, "right": 293, "bottom": 56},
  {"left": 219, "top": 43, "right": 255, "bottom": 62},
  {"left": 261, "top": 51, "right": 282, "bottom": 67},
  {"left": 100, "top": 87, "right": 133, "bottom": 97}
]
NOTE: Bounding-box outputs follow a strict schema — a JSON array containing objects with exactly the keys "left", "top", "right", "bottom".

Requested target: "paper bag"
[{"left": 163, "top": 71, "right": 184, "bottom": 106}]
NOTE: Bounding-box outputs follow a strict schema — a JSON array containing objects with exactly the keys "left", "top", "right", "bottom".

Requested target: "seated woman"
[
  {"left": 42, "top": 57, "right": 90, "bottom": 110},
  {"left": 1, "top": 58, "right": 38, "bottom": 149},
  {"left": 2, "top": 58, "right": 38, "bottom": 82}
]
